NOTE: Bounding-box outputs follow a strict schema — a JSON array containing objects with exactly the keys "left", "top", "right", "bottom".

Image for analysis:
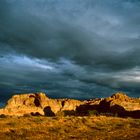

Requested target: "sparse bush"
[
  {"left": 0, "top": 114, "right": 7, "bottom": 118},
  {"left": 56, "top": 110, "right": 77, "bottom": 117},
  {"left": 23, "top": 113, "right": 32, "bottom": 117},
  {"left": 100, "top": 112, "right": 114, "bottom": 117},
  {"left": 6, "top": 122, "right": 16, "bottom": 127},
  {"left": 63, "top": 110, "right": 77, "bottom": 116},
  {"left": 31, "top": 112, "right": 42, "bottom": 116},
  {"left": 88, "top": 110, "right": 99, "bottom": 116},
  {"left": 114, "top": 113, "right": 118, "bottom": 117},
  {"left": 33, "top": 117, "right": 43, "bottom": 123},
  {"left": 56, "top": 111, "right": 65, "bottom": 117}
]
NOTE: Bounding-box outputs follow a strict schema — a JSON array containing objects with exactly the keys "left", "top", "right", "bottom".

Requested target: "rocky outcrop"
[
  {"left": 75, "top": 92, "right": 140, "bottom": 118},
  {"left": 96, "top": 92, "right": 140, "bottom": 118},
  {"left": 0, "top": 92, "right": 82, "bottom": 116},
  {"left": 0, "top": 92, "right": 139, "bottom": 118},
  {"left": 99, "top": 92, "right": 140, "bottom": 112}
]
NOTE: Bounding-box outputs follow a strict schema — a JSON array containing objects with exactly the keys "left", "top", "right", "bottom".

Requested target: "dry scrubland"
[
  {"left": 0, "top": 92, "right": 139, "bottom": 139},
  {"left": 0, "top": 115, "right": 139, "bottom": 140}
]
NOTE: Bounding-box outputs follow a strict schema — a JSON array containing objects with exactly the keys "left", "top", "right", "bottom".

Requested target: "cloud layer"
[{"left": 0, "top": 0, "right": 140, "bottom": 102}]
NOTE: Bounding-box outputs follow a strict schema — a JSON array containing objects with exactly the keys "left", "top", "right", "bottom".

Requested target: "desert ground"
[
  {"left": 0, "top": 115, "right": 139, "bottom": 140},
  {"left": 0, "top": 92, "right": 139, "bottom": 139}
]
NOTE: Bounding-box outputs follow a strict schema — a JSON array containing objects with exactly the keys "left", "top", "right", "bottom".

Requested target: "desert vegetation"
[
  {"left": 0, "top": 92, "right": 139, "bottom": 139},
  {"left": 0, "top": 115, "right": 139, "bottom": 140}
]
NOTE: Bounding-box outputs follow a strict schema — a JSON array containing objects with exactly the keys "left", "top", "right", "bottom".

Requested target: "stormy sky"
[{"left": 0, "top": 0, "right": 140, "bottom": 103}]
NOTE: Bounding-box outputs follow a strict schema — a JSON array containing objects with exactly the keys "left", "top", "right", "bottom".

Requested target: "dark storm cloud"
[
  {"left": 0, "top": 0, "right": 140, "bottom": 70},
  {"left": 0, "top": 0, "right": 140, "bottom": 101}
]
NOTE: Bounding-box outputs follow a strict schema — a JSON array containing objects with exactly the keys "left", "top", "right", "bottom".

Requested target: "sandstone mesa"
[{"left": 0, "top": 92, "right": 139, "bottom": 118}]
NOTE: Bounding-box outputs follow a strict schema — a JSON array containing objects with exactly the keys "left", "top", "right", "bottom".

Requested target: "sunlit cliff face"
[{"left": 0, "top": 0, "right": 140, "bottom": 102}]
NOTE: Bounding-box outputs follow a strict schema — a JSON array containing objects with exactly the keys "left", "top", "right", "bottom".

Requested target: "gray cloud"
[{"left": 0, "top": 0, "right": 140, "bottom": 101}]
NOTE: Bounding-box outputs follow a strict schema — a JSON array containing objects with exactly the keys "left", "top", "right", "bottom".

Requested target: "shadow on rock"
[
  {"left": 76, "top": 104, "right": 99, "bottom": 116},
  {"left": 99, "top": 100, "right": 140, "bottom": 119},
  {"left": 126, "top": 110, "right": 140, "bottom": 119},
  {"left": 43, "top": 106, "right": 55, "bottom": 117},
  {"left": 76, "top": 103, "right": 140, "bottom": 119},
  {"left": 31, "top": 112, "right": 42, "bottom": 116}
]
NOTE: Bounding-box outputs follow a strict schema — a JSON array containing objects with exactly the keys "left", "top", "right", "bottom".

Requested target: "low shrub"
[
  {"left": 0, "top": 114, "right": 7, "bottom": 118},
  {"left": 88, "top": 110, "right": 99, "bottom": 116},
  {"left": 56, "top": 111, "right": 65, "bottom": 117},
  {"left": 56, "top": 110, "right": 77, "bottom": 117}
]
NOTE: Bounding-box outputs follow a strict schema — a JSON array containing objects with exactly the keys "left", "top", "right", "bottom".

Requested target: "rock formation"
[
  {"left": 98, "top": 92, "right": 140, "bottom": 118},
  {"left": 0, "top": 92, "right": 82, "bottom": 116},
  {"left": 99, "top": 92, "right": 140, "bottom": 111},
  {"left": 0, "top": 92, "right": 139, "bottom": 118},
  {"left": 76, "top": 92, "right": 140, "bottom": 118}
]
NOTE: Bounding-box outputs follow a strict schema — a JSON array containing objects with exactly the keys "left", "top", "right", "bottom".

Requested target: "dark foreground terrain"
[{"left": 0, "top": 115, "right": 139, "bottom": 140}]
